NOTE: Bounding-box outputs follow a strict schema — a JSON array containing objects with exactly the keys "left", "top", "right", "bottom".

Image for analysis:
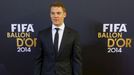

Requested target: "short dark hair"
[{"left": 50, "top": 1, "right": 66, "bottom": 12}]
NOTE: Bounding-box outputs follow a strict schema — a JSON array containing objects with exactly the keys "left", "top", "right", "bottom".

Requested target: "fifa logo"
[
  {"left": 7, "top": 24, "right": 37, "bottom": 52},
  {"left": 98, "top": 23, "right": 132, "bottom": 53}
]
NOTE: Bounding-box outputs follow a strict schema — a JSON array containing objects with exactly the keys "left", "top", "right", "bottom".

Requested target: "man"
[{"left": 34, "top": 1, "right": 82, "bottom": 75}]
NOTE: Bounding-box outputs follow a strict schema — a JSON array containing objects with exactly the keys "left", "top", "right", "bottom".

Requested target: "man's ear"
[{"left": 64, "top": 12, "right": 67, "bottom": 18}]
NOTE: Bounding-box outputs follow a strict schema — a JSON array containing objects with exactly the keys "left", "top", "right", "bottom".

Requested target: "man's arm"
[
  {"left": 34, "top": 33, "right": 43, "bottom": 75},
  {"left": 72, "top": 32, "right": 82, "bottom": 75}
]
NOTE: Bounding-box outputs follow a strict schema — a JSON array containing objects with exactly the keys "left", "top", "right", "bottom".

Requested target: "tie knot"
[{"left": 55, "top": 28, "right": 59, "bottom": 31}]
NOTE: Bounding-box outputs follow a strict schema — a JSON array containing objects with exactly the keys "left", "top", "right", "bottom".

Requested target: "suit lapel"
[
  {"left": 46, "top": 26, "right": 70, "bottom": 56},
  {"left": 58, "top": 26, "right": 70, "bottom": 56},
  {"left": 46, "top": 27, "right": 57, "bottom": 54}
]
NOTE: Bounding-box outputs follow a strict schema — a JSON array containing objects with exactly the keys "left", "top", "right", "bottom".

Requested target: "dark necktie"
[{"left": 54, "top": 28, "right": 59, "bottom": 52}]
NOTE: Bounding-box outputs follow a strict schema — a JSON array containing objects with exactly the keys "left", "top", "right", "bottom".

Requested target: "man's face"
[{"left": 50, "top": 6, "right": 66, "bottom": 27}]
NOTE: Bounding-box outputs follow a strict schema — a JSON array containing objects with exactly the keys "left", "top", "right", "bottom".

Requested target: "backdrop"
[{"left": 0, "top": 0, "right": 134, "bottom": 75}]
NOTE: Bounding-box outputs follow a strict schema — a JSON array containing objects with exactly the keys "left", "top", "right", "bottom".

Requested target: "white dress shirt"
[{"left": 52, "top": 23, "right": 65, "bottom": 51}]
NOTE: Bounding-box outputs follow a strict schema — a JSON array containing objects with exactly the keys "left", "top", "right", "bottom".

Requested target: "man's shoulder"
[
  {"left": 38, "top": 27, "right": 51, "bottom": 34},
  {"left": 65, "top": 26, "right": 78, "bottom": 34}
]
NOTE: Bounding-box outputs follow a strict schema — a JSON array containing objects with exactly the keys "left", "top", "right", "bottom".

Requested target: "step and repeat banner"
[{"left": 0, "top": 0, "right": 134, "bottom": 75}]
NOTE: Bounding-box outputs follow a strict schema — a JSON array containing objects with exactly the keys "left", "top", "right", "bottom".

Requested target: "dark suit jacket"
[{"left": 34, "top": 26, "right": 82, "bottom": 75}]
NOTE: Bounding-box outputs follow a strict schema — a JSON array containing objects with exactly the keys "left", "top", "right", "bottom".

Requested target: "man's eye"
[
  {"left": 57, "top": 12, "right": 61, "bottom": 15},
  {"left": 51, "top": 12, "right": 55, "bottom": 15}
]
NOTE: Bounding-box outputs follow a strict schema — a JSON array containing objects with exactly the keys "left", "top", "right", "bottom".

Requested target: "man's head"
[{"left": 50, "top": 1, "right": 67, "bottom": 27}]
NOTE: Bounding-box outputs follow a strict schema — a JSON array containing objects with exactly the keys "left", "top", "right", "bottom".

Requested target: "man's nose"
[{"left": 54, "top": 14, "right": 58, "bottom": 18}]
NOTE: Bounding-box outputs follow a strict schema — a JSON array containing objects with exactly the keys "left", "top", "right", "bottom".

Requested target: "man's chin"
[{"left": 53, "top": 23, "right": 61, "bottom": 26}]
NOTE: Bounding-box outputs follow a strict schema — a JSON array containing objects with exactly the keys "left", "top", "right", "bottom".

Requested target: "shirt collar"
[{"left": 52, "top": 23, "right": 65, "bottom": 30}]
